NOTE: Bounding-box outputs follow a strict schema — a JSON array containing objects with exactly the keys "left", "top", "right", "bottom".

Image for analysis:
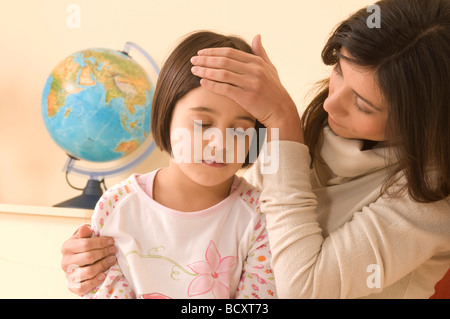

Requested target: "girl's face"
[
  {"left": 324, "top": 49, "right": 388, "bottom": 142},
  {"left": 169, "top": 86, "right": 256, "bottom": 187}
]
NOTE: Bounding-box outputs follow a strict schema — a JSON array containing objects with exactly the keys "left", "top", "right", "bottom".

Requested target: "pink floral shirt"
[{"left": 83, "top": 170, "right": 276, "bottom": 299}]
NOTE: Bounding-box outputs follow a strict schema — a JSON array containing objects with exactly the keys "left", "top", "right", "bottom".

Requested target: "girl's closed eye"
[
  {"left": 233, "top": 127, "right": 253, "bottom": 136},
  {"left": 193, "top": 120, "right": 212, "bottom": 128}
]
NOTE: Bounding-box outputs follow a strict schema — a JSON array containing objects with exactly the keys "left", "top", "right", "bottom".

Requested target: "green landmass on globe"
[{"left": 42, "top": 48, "right": 154, "bottom": 162}]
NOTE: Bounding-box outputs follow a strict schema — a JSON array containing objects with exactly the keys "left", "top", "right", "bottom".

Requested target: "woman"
[{"left": 61, "top": 0, "right": 450, "bottom": 298}]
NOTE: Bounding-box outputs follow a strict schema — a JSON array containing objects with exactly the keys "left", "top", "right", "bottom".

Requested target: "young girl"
[{"left": 82, "top": 31, "right": 276, "bottom": 299}]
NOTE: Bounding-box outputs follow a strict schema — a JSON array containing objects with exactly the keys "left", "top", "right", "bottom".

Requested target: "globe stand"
[
  {"left": 53, "top": 155, "right": 107, "bottom": 209},
  {"left": 54, "top": 179, "right": 104, "bottom": 209}
]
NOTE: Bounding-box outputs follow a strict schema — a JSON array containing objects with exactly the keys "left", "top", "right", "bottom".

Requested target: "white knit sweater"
[{"left": 244, "top": 127, "right": 450, "bottom": 298}]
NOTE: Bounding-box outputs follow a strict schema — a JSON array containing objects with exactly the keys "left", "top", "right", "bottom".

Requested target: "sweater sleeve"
[{"left": 260, "top": 141, "right": 450, "bottom": 298}]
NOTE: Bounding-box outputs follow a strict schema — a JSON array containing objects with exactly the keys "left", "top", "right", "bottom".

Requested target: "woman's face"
[
  {"left": 169, "top": 86, "right": 256, "bottom": 187},
  {"left": 324, "top": 48, "right": 388, "bottom": 141}
]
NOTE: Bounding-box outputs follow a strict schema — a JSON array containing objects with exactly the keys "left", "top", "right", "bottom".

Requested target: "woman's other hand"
[
  {"left": 191, "top": 35, "right": 303, "bottom": 143},
  {"left": 60, "top": 225, "right": 117, "bottom": 296}
]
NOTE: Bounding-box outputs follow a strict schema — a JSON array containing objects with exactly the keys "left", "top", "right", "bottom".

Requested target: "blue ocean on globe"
[{"left": 41, "top": 48, "right": 153, "bottom": 162}]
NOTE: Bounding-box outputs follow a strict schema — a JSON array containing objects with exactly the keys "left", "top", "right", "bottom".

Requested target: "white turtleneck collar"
[{"left": 314, "top": 126, "right": 397, "bottom": 186}]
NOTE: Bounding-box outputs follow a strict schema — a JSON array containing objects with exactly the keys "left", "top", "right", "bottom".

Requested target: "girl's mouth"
[{"left": 202, "top": 159, "right": 226, "bottom": 168}]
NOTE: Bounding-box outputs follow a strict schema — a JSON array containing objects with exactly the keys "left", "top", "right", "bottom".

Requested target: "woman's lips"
[{"left": 328, "top": 114, "right": 344, "bottom": 127}]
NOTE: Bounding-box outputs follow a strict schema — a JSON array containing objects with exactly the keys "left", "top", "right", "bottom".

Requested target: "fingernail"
[
  {"left": 109, "top": 246, "right": 118, "bottom": 254},
  {"left": 197, "top": 49, "right": 205, "bottom": 55},
  {"left": 107, "top": 238, "right": 114, "bottom": 245},
  {"left": 191, "top": 66, "right": 199, "bottom": 74},
  {"left": 107, "top": 256, "right": 116, "bottom": 264},
  {"left": 190, "top": 56, "right": 198, "bottom": 64},
  {"left": 97, "top": 273, "right": 105, "bottom": 281}
]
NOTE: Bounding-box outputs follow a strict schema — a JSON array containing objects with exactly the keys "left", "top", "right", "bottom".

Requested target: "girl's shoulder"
[
  {"left": 91, "top": 175, "right": 138, "bottom": 237},
  {"left": 234, "top": 176, "right": 262, "bottom": 215},
  {"left": 97, "top": 175, "right": 137, "bottom": 208}
]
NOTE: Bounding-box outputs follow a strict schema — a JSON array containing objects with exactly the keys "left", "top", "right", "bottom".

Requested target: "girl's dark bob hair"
[{"left": 151, "top": 31, "right": 265, "bottom": 168}]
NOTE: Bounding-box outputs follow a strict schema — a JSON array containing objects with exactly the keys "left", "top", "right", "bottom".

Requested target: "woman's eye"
[
  {"left": 333, "top": 63, "right": 343, "bottom": 77},
  {"left": 353, "top": 97, "right": 372, "bottom": 115}
]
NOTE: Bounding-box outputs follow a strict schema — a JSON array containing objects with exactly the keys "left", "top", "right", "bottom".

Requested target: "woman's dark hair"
[
  {"left": 151, "top": 31, "right": 265, "bottom": 168},
  {"left": 302, "top": 0, "right": 450, "bottom": 203}
]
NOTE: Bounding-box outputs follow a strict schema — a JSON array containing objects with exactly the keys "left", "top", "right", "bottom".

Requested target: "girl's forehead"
[{"left": 173, "top": 86, "right": 256, "bottom": 121}]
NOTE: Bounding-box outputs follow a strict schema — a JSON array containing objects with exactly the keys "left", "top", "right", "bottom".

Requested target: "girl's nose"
[{"left": 205, "top": 127, "right": 230, "bottom": 152}]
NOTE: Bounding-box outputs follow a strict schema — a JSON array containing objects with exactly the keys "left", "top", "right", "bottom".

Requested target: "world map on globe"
[{"left": 41, "top": 48, "right": 154, "bottom": 162}]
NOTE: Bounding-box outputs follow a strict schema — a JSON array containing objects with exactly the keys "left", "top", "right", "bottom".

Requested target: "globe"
[
  {"left": 41, "top": 47, "right": 153, "bottom": 162},
  {"left": 41, "top": 43, "right": 159, "bottom": 209}
]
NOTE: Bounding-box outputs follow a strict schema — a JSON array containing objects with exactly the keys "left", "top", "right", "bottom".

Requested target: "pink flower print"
[
  {"left": 256, "top": 234, "right": 266, "bottom": 242},
  {"left": 251, "top": 292, "right": 261, "bottom": 299},
  {"left": 250, "top": 273, "right": 267, "bottom": 285},
  {"left": 256, "top": 243, "right": 268, "bottom": 250},
  {"left": 99, "top": 202, "right": 104, "bottom": 210},
  {"left": 187, "top": 241, "right": 237, "bottom": 299}
]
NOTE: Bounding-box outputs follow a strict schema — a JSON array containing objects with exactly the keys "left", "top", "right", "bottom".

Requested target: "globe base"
[{"left": 54, "top": 179, "right": 104, "bottom": 209}]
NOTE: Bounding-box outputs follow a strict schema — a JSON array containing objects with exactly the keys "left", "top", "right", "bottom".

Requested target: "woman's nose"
[{"left": 324, "top": 84, "right": 351, "bottom": 116}]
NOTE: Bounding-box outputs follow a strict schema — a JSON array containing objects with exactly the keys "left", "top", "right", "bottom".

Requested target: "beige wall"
[
  {"left": 0, "top": 204, "right": 92, "bottom": 298},
  {"left": 0, "top": 0, "right": 375, "bottom": 207}
]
